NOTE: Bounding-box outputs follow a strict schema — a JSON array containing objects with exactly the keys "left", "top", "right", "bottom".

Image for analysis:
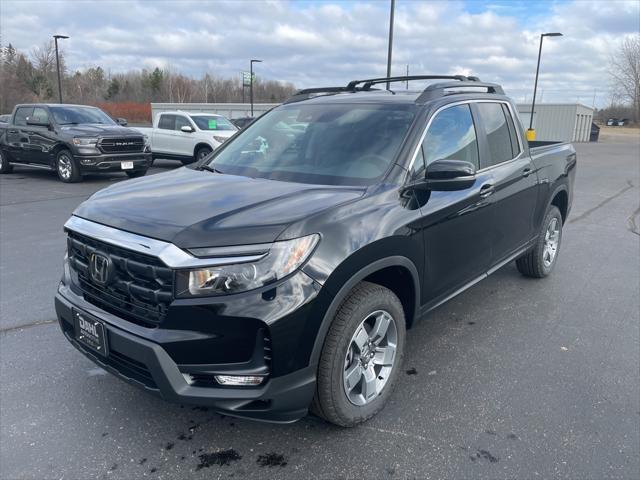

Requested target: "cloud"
[{"left": 1, "top": 0, "right": 637, "bottom": 106}]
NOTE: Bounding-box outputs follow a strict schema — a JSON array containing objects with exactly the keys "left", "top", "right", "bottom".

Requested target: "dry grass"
[{"left": 598, "top": 126, "right": 640, "bottom": 144}]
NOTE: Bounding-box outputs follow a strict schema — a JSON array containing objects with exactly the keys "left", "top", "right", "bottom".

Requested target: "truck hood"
[
  {"left": 59, "top": 124, "right": 141, "bottom": 137},
  {"left": 73, "top": 167, "right": 364, "bottom": 248}
]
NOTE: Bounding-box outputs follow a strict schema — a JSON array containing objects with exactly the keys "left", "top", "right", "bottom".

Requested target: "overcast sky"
[{"left": 1, "top": 0, "right": 638, "bottom": 106}]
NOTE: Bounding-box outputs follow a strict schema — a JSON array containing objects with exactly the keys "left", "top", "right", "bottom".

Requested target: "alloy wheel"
[
  {"left": 543, "top": 217, "right": 560, "bottom": 267},
  {"left": 58, "top": 154, "right": 73, "bottom": 180},
  {"left": 343, "top": 310, "right": 398, "bottom": 406}
]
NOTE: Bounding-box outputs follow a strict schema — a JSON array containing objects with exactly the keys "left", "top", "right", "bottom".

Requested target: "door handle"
[
  {"left": 522, "top": 167, "right": 533, "bottom": 177},
  {"left": 479, "top": 183, "right": 495, "bottom": 198}
]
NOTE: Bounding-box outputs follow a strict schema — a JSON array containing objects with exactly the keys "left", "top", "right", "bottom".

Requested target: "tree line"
[{"left": 0, "top": 41, "right": 297, "bottom": 117}]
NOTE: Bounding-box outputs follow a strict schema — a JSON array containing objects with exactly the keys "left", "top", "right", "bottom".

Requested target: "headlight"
[
  {"left": 143, "top": 135, "right": 151, "bottom": 152},
  {"left": 213, "top": 135, "right": 228, "bottom": 144},
  {"left": 73, "top": 137, "right": 98, "bottom": 146},
  {"left": 176, "top": 234, "right": 319, "bottom": 297}
]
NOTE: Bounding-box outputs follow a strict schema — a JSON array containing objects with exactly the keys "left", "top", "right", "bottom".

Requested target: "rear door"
[
  {"left": 152, "top": 114, "right": 177, "bottom": 154},
  {"left": 6, "top": 106, "right": 32, "bottom": 162},
  {"left": 472, "top": 101, "right": 538, "bottom": 266},
  {"left": 412, "top": 103, "right": 494, "bottom": 304}
]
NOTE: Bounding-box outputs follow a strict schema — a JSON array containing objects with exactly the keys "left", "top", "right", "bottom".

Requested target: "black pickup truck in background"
[{"left": 0, "top": 104, "right": 152, "bottom": 182}]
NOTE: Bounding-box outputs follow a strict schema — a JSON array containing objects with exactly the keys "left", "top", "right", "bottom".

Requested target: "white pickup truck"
[{"left": 135, "top": 111, "right": 238, "bottom": 164}]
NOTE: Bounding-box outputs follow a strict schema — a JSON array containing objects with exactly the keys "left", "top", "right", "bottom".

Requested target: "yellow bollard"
[{"left": 526, "top": 129, "right": 536, "bottom": 141}]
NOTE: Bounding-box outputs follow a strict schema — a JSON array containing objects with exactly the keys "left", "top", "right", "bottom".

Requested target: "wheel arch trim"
[{"left": 308, "top": 256, "right": 420, "bottom": 368}]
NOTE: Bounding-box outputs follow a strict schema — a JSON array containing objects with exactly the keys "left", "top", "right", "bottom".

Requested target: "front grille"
[
  {"left": 98, "top": 136, "right": 144, "bottom": 153},
  {"left": 67, "top": 231, "right": 174, "bottom": 327}
]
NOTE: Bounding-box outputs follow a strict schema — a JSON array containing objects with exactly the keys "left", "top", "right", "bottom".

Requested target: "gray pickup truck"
[{"left": 0, "top": 104, "right": 152, "bottom": 182}]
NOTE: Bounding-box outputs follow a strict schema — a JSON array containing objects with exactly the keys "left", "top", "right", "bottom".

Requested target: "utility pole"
[
  {"left": 53, "top": 34, "right": 69, "bottom": 103},
  {"left": 406, "top": 65, "right": 409, "bottom": 89},
  {"left": 386, "top": 0, "right": 395, "bottom": 90},
  {"left": 250, "top": 59, "right": 262, "bottom": 116}
]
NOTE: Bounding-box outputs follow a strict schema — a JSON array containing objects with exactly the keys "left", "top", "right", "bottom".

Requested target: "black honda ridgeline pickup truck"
[
  {"left": 55, "top": 76, "right": 576, "bottom": 426},
  {"left": 0, "top": 104, "right": 151, "bottom": 182}
]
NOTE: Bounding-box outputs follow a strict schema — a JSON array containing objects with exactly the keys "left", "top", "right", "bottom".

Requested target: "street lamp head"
[
  {"left": 251, "top": 59, "right": 263, "bottom": 63},
  {"left": 542, "top": 32, "right": 563, "bottom": 37},
  {"left": 53, "top": 34, "right": 69, "bottom": 40}
]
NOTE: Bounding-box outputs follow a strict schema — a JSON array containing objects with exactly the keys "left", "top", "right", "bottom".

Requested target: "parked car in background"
[
  {"left": 56, "top": 75, "right": 576, "bottom": 426},
  {"left": 230, "top": 116, "right": 256, "bottom": 129},
  {"left": 0, "top": 114, "right": 11, "bottom": 124},
  {"left": 0, "top": 104, "right": 152, "bottom": 182},
  {"left": 135, "top": 112, "right": 238, "bottom": 164}
]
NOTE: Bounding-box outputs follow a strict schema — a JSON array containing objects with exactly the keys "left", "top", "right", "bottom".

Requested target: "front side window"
[
  {"left": 31, "top": 107, "right": 50, "bottom": 124},
  {"left": 50, "top": 106, "right": 115, "bottom": 125},
  {"left": 191, "top": 115, "right": 237, "bottom": 131},
  {"left": 476, "top": 103, "right": 515, "bottom": 167},
  {"left": 175, "top": 116, "right": 192, "bottom": 131},
  {"left": 14, "top": 107, "right": 33, "bottom": 126},
  {"left": 206, "top": 103, "right": 417, "bottom": 186},
  {"left": 422, "top": 104, "right": 479, "bottom": 169}
]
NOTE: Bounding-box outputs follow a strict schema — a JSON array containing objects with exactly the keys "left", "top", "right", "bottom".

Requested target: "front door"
[
  {"left": 411, "top": 103, "right": 494, "bottom": 305},
  {"left": 24, "top": 106, "right": 55, "bottom": 165}
]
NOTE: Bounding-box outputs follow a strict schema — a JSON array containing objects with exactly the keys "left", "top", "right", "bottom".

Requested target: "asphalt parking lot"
[{"left": 1, "top": 137, "right": 639, "bottom": 479}]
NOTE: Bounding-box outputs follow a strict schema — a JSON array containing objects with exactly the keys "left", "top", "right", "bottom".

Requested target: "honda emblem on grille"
[{"left": 89, "top": 252, "right": 111, "bottom": 285}]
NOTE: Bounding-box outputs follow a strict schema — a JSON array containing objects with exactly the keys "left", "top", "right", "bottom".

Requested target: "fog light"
[
  {"left": 80, "top": 158, "right": 96, "bottom": 165},
  {"left": 215, "top": 375, "right": 265, "bottom": 386}
]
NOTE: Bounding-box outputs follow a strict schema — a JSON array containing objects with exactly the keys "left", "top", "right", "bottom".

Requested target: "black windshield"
[{"left": 207, "top": 103, "right": 417, "bottom": 186}]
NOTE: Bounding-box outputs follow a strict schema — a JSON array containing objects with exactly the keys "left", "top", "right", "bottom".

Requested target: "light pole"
[
  {"left": 250, "top": 59, "right": 262, "bottom": 117},
  {"left": 385, "top": 0, "right": 395, "bottom": 90},
  {"left": 53, "top": 34, "right": 69, "bottom": 104},
  {"left": 528, "top": 32, "right": 562, "bottom": 140}
]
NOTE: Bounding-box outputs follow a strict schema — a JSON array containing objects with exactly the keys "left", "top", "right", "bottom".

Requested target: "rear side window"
[
  {"left": 14, "top": 107, "right": 33, "bottom": 126},
  {"left": 158, "top": 114, "right": 175, "bottom": 130},
  {"left": 476, "top": 103, "right": 516, "bottom": 167},
  {"left": 502, "top": 104, "right": 521, "bottom": 157},
  {"left": 422, "top": 104, "right": 479, "bottom": 169}
]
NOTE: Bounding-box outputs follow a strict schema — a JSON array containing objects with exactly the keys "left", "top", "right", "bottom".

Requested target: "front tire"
[
  {"left": 56, "top": 150, "right": 81, "bottom": 183},
  {"left": 0, "top": 149, "right": 13, "bottom": 174},
  {"left": 311, "top": 282, "right": 406, "bottom": 427},
  {"left": 516, "top": 205, "right": 563, "bottom": 277},
  {"left": 193, "top": 146, "right": 212, "bottom": 164}
]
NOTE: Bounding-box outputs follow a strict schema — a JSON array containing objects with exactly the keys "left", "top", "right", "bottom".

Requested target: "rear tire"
[
  {"left": 56, "top": 149, "right": 82, "bottom": 183},
  {"left": 125, "top": 168, "right": 148, "bottom": 179},
  {"left": 0, "top": 150, "right": 13, "bottom": 174},
  {"left": 311, "top": 281, "right": 406, "bottom": 427},
  {"left": 516, "top": 205, "right": 563, "bottom": 278}
]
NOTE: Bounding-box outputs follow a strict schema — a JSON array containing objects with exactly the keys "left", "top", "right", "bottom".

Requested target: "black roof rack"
[
  {"left": 284, "top": 75, "right": 504, "bottom": 104},
  {"left": 347, "top": 75, "right": 470, "bottom": 90},
  {"left": 416, "top": 80, "right": 504, "bottom": 103}
]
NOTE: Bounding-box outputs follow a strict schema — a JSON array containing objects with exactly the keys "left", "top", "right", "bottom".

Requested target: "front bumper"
[
  {"left": 55, "top": 277, "right": 320, "bottom": 423},
  {"left": 74, "top": 152, "right": 152, "bottom": 172}
]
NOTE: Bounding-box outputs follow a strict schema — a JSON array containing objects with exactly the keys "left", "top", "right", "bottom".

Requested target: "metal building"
[{"left": 516, "top": 103, "right": 594, "bottom": 142}]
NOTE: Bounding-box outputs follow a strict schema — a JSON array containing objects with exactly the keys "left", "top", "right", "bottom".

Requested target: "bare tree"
[{"left": 609, "top": 35, "right": 640, "bottom": 123}]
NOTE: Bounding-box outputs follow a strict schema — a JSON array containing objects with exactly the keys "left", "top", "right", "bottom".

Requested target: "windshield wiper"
[
  {"left": 199, "top": 164, "right": 224, "bottom": 174},
  {"left": 59, "top": 122, "right": 79, "bottom": 125}
]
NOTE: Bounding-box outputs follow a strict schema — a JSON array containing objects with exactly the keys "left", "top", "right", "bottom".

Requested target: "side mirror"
[
  {"left": 180, "top": 125, "right": 194, "bottom": 133},
  {"left": 26, "top": 118, "right": 50, "bottom": 128},
  {"left": 116, "top": 118, "right": 128, "bottom": 126},
  {"left": 424, "top": 159, "right": 476, "bottom": 191}
]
